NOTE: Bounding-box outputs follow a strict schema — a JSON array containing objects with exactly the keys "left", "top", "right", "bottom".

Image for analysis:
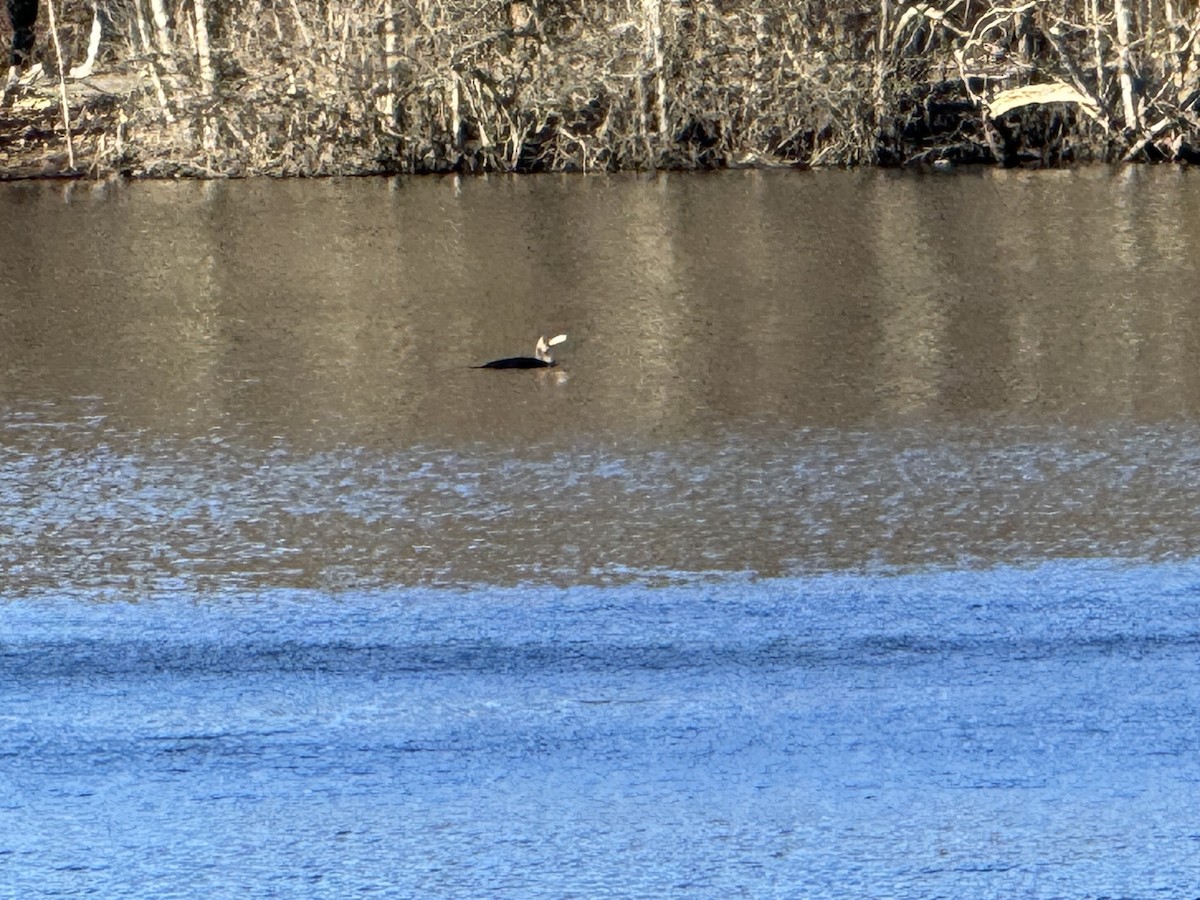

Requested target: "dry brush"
[{"left": 5, "top": 0, "right": 1200, "bottom": 176}]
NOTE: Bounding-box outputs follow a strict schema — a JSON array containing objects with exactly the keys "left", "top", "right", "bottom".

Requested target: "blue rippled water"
[
  {"left": 6, "top": 172, "right": 1200, "bottom": 898},
  {"left": 4, "top": 561, "right": 1199, "bottom": 897}
]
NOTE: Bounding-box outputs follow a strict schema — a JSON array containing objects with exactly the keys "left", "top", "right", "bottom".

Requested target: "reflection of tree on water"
[{"left": 3, "top": 172, "right": 1200, "bottom": 436}]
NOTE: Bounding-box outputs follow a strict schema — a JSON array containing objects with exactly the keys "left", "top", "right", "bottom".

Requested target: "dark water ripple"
[{"left": 6, "top": 630, "right": 1200, "bottom": 680}]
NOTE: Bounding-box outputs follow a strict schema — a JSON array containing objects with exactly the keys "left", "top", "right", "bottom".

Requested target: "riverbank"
[{"left": 4, "top": 0, "right": 1200, "bottom": 178}]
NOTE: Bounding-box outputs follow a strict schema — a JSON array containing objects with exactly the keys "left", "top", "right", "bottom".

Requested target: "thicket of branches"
[{"left": 7, "top": 0, "right": 1200, "bottom": 175}]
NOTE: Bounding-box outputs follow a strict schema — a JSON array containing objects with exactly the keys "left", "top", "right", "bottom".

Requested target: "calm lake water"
[{"left": 2, "top": 169, "right": 1199, "bottom": 896}]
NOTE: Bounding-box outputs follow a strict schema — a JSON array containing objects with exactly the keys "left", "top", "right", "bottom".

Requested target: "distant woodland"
[{"left": 4, "top": 0, "right": 1200, "bottom": 176}]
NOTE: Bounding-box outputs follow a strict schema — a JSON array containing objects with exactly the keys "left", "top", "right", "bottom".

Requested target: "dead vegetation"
[{"left": 4, "top": 0, "right": 1200, "bottom": 177}]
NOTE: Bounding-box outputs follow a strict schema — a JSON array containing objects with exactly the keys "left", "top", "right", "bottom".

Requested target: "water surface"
[
  {"left": 2, "top": 170, "right": 1199, "bottom": 896},
  {"left": 3, "top": 169, "right": 1200, "bottom": 588}
]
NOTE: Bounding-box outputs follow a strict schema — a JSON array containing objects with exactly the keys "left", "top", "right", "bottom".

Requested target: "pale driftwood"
[{"left": 986, "top": 82, "right": 1102, "bottom": 118}]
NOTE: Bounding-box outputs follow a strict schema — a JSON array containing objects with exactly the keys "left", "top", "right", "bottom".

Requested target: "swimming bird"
[{"left": 474, "top": 334, "right": 567, "bottom": 369}]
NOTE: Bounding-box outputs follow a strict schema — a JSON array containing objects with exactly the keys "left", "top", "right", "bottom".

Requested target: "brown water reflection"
[{"left": 2, "top": 170, "right": 1200, "bottom": 589}]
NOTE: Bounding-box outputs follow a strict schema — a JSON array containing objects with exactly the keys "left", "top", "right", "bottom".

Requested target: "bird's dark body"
[
  {"left": 473, "top": 334, "right": 566, "bottom": 369},
  {"left": 473, "top": 357, "right": 556, "bottom": 369}
]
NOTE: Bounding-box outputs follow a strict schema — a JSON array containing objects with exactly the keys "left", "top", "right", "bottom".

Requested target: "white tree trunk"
[
  {"left": 194, "top": 0, "right": 215, "bottom": 94},
  {"left": 147, "top": 0, "right": 174, "bottom": 58},
  {"left": 382, "top": 0, "right": 397, "bottom": 128},
  {"left": 45, "top": 0, "right": 75, "bottom": 169},
  {"left": 642, "top": 0, "right": 667, "bottom": 143},
  {"left": 875, "top": 0, "right": 892, "bottom": 138},
  {"left": 289, "top": 0, "right": 313, "bottom": 48},
  {"left": 1114, "top": 0, "right": 1141, "bottom": 128}
]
